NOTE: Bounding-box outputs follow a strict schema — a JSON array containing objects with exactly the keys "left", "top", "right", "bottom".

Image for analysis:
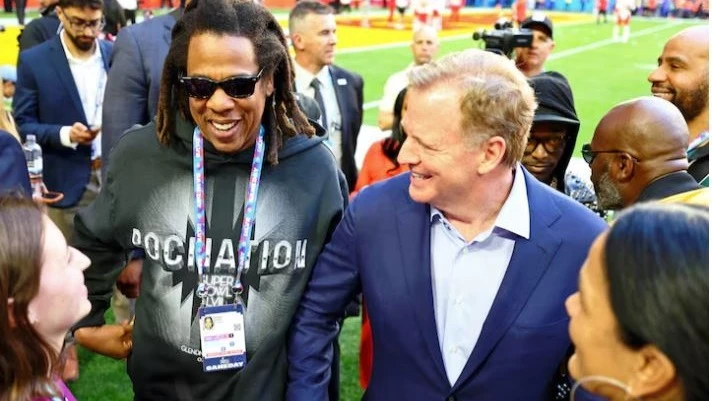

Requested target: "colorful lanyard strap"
[{"left": 193, "top": 125, "right": 266, "bottom": 304}]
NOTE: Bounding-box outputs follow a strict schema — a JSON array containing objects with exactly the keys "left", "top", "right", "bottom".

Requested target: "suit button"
[{"left": 446, "top": 396, "right": 456, "bottom": 401}]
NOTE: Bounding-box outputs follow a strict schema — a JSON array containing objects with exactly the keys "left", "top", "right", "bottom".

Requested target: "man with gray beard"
[
  {"left": 648, "top": 25, "right": 709, "bottom": 186},
  {"left": 584, "top": 96, "right": 708, "bottom": 210}
]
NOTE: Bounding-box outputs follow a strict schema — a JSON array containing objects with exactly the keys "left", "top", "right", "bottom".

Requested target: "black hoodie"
[
  {"left": 74, "top": 115, "right": 348, "bottom": 400},
  {"left": 528, "top": 72, "right": 581, "bottom": 193}
]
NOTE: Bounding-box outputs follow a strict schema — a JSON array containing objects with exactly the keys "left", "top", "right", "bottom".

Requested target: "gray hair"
[{"left": 408, "top": 49, "right": 536, "bottom": 167}]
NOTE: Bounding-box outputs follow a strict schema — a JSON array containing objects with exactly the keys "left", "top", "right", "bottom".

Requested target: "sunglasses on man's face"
[
  {"left": 179, "top": 69, "right": 264, "bottom": 99},
  {"left": 581, "top": 144, "right": 639, "bottom": 165}
]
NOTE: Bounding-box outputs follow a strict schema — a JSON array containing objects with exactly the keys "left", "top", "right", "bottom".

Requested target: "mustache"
[{"left": 651, "top": 83, "right": 675, "bottom": 92}]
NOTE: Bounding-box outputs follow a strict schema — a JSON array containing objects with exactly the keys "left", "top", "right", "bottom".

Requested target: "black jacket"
[{"left": 17, "top": 5, "right": 60, "bottom": 53}]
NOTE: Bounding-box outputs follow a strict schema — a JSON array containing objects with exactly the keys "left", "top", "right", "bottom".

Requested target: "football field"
[{"left": 0, "top": 9, "right": 703, "bottom": 401}]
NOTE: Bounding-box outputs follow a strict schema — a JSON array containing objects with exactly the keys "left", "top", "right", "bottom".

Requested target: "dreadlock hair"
[{"left": 156, "top": 0, "right": 314, "bottom": 164}]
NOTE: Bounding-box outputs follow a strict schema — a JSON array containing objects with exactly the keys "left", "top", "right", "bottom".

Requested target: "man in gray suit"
[{"left": 101, "top": 8, "right": 180, "bottom": 171}]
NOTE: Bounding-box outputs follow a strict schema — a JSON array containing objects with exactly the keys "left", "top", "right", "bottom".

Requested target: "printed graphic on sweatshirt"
[{"left": 133, "top": 173, "right": 310, "bottom": 358}]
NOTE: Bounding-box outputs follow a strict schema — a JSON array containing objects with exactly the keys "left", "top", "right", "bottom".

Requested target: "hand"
[
  {"left": 68, "top": 122, "right": 99, "bottom": 145},
  {"left": 117, "top": 259, "right": 142, "bottom": 299},
  {"left": 74, "top": 322, "right": 133, "bottom": 359}
]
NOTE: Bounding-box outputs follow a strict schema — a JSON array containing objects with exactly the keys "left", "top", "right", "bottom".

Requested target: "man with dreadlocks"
[{"left": 69, "top": 0, "right": 348, "bottom": 400}]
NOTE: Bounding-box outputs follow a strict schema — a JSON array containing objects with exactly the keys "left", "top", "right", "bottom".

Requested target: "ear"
[
  {"left": 263, "top": 72, "right": 275, "bottom": 98},
  {"left": 291, "top": 33, "right": 304, "bottom": 52},
  {"left": 476, "top": 136, "right": 506, "bottom": 175},
  {"left": 628, "top": 345, "right": 679, "bottom": 398},
  {"left": 612, "top": 153, "right": 636, "bottom": 182}
]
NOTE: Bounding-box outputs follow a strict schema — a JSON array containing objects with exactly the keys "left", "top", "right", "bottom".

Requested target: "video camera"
[{"left": 472, "top": 18, "right": 533, "bottom": 58}]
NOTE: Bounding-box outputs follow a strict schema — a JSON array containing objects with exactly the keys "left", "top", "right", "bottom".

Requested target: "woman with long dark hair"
[{"left": 566, "top": 202, "right": 708, "bottom": 401}]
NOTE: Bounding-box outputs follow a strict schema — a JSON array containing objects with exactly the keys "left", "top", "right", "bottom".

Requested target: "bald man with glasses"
[{"left": 585, "top": 96, "right": 708, "bottom": 210}]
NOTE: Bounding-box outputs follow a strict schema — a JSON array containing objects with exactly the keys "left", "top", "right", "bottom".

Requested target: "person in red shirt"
[
  {"left": 597, "top": 0, "right": 608, "bottom": 23},
  {"left": 513, "top": 0, "right": 527, "bottom": 25}
]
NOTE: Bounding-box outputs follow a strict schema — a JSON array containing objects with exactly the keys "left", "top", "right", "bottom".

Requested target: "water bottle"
[{"left": 23, "top": 134, "right": 43, "bottom": 198}]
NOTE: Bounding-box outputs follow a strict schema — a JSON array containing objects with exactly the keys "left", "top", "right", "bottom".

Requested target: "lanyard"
[{"left": 193, "top": 125, "right": 266, "bottom": 303}]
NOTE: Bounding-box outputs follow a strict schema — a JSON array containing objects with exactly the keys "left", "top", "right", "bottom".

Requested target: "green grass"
[{"left": 65, "top": 16, "right": 702, "bottom": 401}]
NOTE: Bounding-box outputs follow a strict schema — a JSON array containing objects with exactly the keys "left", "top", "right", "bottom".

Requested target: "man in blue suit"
[
  {"left": 287, "top": 49, "right": 607, "bottom": 401},
  {"left": 13, "top": 0, "right": 111, "bottom": 236},
  {"left": 289, "top": 1, "right": 364, "bottom": 192}
]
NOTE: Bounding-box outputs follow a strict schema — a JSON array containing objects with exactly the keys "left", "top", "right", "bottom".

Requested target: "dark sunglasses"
[
  {"left": 581, "top": 144, "right": 639, "bottom": 165},
  {"left": 525, "top": 134, "right": 568, "bottom": 154},
  {"left": 179, "top": 69, "right": 264, "bottom": 99}
]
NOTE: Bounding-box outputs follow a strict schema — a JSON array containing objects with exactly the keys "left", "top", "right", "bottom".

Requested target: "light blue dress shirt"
[{"left": 430, "top": 165, "right": 531, "bottom": 386}]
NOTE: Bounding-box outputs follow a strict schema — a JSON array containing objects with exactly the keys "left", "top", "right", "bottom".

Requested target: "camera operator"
[{"left": 515, "top": 14, "right": 556, "bottom": 77}]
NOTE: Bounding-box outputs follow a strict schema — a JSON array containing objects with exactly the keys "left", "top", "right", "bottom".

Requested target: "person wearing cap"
[
  {"left": 515, "top": 13, "right": 556, "bottom": 78},
  {"left": 523, "top": 73, "right": 600, "bottom": 213},
  {"left": 0, "top": 65, "right": 16, "bottom": 112}
]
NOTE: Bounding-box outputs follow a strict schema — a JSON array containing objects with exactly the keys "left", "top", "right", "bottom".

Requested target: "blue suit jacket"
[
  {"left": 101, "top": 11, "right": 178, "bottom": 179},
  {"left": 13, "top": 35, "right": 112, "bottom": 208},
  {"left": 0, "top": 130, "right": 31, "bottom": 197},
  {"left": 288, "top": 169, "right": 607, "bottom": 401},
  {"left": 329, "top": 65, "right": 363, "bottom": 192}
]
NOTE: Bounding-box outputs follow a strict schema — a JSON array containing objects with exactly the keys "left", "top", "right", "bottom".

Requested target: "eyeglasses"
[
  {"left": 581, "top": 144, "right": 639, "bottom": 165},
  {"left": 65, "top": 16, "right": 105, "bottom": 31},
  {"left": 179, "top": 69, "right": 264, "bottom": 99},
  {"left": 525, "top": 134, "right": 568, "bottom": 154}
]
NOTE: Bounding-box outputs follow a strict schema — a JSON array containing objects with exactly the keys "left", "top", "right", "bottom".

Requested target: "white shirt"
[
  {"left": 379, "top": 64, "right": 413, "bottom": 113},
  {"left": 430, "top": 165, "right": 530, "bottom": 386},
  {"left": 293, "top": 62, "right": 343, "bottom": 165},
  {"left": 59, "top": 30, "right": 106, "bottom": 157}
]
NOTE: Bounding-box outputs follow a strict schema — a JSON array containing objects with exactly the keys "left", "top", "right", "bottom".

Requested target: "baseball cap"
[
  {"left": 0, "top": 65, "right": 16, "bottom": 83},
  {"left": 521, "top": 13, "right": 554, "bottom": 39}
]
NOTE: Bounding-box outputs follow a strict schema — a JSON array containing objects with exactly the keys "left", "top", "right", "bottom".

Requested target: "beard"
[
  {"left": 65, "top": 30, "right": 95, "bottom": 52},
  {"left": 594, "top": 170, "right": 624, "bottom": 211},
  {"left": 672, "top": 78, "right": 709, "bottom": 122}
]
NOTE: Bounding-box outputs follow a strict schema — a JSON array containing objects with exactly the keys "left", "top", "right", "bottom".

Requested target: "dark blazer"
[
  {"left": 329, "top": 65, "right": 364, "bottom": 191},
  {"left": 287, "top": 169, "right": 607, "bottom": 401},
  {"left": 0, "top": 130, "right": 31, "bottom": 197},
  {"left": 13, "top": 35, "right": 112, "bottom": 208},
  {"left": 17, "top": 6, "right": 60, "bottom": 52},
  {"left": 101, "top": 11, "right": 178, "bottom": 179}
]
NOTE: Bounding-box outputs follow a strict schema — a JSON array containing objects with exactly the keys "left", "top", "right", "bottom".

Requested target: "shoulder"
[
  {"left": 20, "top": 36, "right": 56, "bottom": 60},
  {"left": 0, "top": 130, "right": 21, "bottom": 150},
  {"left": 351, "top": 172, "right": 411, "bottom": 213},
  {"left": 331, "top": 65, "right": 364, "bottom": 84},
  {"left": 130, "top": 13, "right": 174, "bottom": 35},
  {"left": 525, "top": 170, "right": 606, "bottom": 230},
  {"left": 111, "top": 121, "right": 161, "bottom": 160}
]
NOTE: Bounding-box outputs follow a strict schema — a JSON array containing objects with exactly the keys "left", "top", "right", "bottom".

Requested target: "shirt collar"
[
  {"left": 293, "top": 61, "right": 330, "bottom": 92},
  {"left": 59, "top": 29, "right": 101, "bottom": 64},
  {"left": 430, "top": 164, "right": 531, "bottom": 240}
]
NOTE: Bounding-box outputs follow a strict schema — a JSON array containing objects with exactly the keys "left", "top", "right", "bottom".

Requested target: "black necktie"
[{"left": 310, "top": 78, "right": 327, "bottom": 129}]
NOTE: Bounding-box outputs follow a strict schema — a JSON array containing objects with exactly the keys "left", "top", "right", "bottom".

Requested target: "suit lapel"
[
  {"left": 395, "top": 180, "right": 449, "bottom": 384},
  {"left": 452, "top": 172, "right": 563, "bottom": 391},
  {"left": 328, "top": 67, "right": 349, "bottom": 134},
  {"left": 48, "top": 36, "right": 85, "bottom": 121},
  {"left": 99, "top": 41, "right": 111, "bottom": 71}
]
